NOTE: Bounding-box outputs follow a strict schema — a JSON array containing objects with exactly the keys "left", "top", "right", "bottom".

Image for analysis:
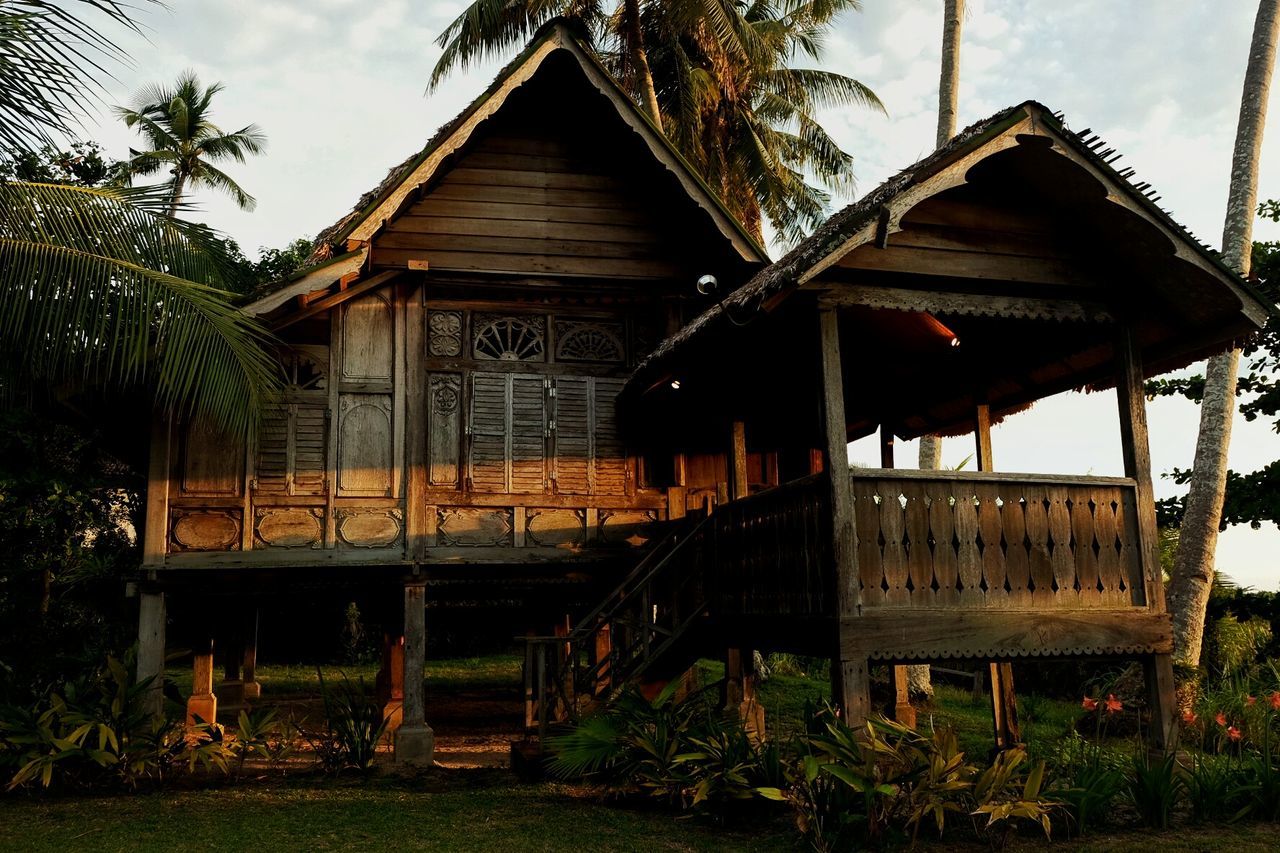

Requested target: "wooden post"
[
  {"left": 376, "top": 632, "right": 406, "bottom": 732},
  {"left": 219, "top": 630, "right": 246, "bottom": 707},
  {"left": 142, "top": 418, "right": 170, "bottom": 568},
  {"left": 395, "top": 581, "right": 434, "bottom": 765},
  {"left": 883, "top": 423, "right": 916, "bottom": 726},
  {"left": 136, "top": 588, "right": 166, "bottom": 717},
  {"left": 594, "top": 621, "right": 613, "bottom": 697},
  {"left": 818, "top": 307, "right": 868, "bottom": 723},
  {"left": 974, "top": 401, "right": 1022, "bottom": 749},
  {"left": 242, "top": 608, "right": 260, "bottom": 700},
  {"left": 730, "top": 420, "right": 749, "bottom": 501},
  {"left": 186, "top": 635, "right": 217, "bottom": 728},
  {"left": 1116, "top": 324, "right": 1178, "bottom": 752}
]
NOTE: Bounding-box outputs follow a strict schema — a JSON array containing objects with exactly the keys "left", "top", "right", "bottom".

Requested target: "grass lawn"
[{"left": 4, "top": 655, "right": 1280, "bottom": 851}]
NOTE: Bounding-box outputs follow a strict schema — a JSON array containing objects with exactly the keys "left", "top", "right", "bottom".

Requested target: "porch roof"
[{"left": 622, "top": 101, "right": 1276, "bottom": 440}]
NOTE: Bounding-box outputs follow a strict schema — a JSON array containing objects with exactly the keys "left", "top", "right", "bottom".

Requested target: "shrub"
[
  {"left": 306, "top": 670, "right": 388, "bottom": 774},
  {"left": 1047, "top": 738, "right": 1125, "bottom": 837},
  {"left": 1184, "top": 754, "right": 1252, "bottom": 824},
  {"left": 972, "top": 748, "right": 1059, "bottom": 849},
  {"left": 1126, "top": 751, "right": 1183, "bottom": 829},
  {"left": 0, "top": 654, "right": 232, "bottom": 791}
]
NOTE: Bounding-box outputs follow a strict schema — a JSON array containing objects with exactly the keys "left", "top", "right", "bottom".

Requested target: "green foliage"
[
  {"left": 307, "top": 670, "right": 388, "bottom": 774},
  {"left": 0, "top": 2, "right": 148, "bottom": 153},
  {"left": 548, "top": 682, "right": 778, "bottom": 811},
  {"left": 0, "top": 141, "right": 127, "bottom": 187},
  {"left": 972, "top": 748, "right": 1059, "bottom": 848},
  {"left": 1047, "top": 737, "right": 1126, "bottom": 837},
  {"left": 230, "top": 707, "right": 295, "bottom": 777},
  {"left": 0, "top": 654, "right": 232, "bottom": 791},
  {"left": 1126, "top": 751, "right": 1184, "bottom": 829},
  {"left": 0, "top": 411, "right": 139, "bottom": 701},
  {"left": 1185, "top": 754, "right": 1254, "bottom": 824},
  {"left": 0, "top": 179, "right": 282, "bottom": 437},
  {"left": 1151, "top": 200, "right": 1280, "bottom": 531}
]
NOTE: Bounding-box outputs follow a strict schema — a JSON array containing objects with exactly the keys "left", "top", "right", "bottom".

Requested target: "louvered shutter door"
[
  {"left": 292, "top": 402, "right": 328, "bottom": 495},
  {"left": 255, "top": 405, "right": 291, "bottom": 494},
  {"left": 469, "top": 373, "right": 509, "bottom": 492},
  {"left": 553, "top": 376, "right": 591, "bottom": 493},
  {"left": 510, "top": 376, "right": 548, "bottom": 493},
  {"left": 593, "top": 378, "right": 627, "bottom": 495}
]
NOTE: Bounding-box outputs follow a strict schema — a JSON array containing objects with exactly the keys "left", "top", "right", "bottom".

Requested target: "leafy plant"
[
  {"left": 230, "top": 707, "right": 294, "bottom": 777},
  {"left": 972, "top": 748, "right": 1059, "bottom": 848},
  {"left": 1126, "top": 751, "right": 1184, "bottom": 829},
  {"left": 1184, "top": 754, "right": 1253, "bottom": 824},
  {"left": 307, "top": 670, "right": 388, "bottom": 774}
]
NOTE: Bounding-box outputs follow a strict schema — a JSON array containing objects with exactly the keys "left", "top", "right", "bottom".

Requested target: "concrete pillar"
[
  {"left": 136, "top": 589, "right": 166, "bottom": 717},
  {"left": 376, "top": 632, "right": 405, "bottom": 732},
  {"left": 395, "top": 581, "right": 434, "bottom": 765},
  {"left": 186, "top": 635, "right": 217, "bottom": 728}
]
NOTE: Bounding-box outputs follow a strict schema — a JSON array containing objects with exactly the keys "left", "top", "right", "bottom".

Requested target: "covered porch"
[{"left": 617, "top": 101, "right": 1272, "bottom": 751}]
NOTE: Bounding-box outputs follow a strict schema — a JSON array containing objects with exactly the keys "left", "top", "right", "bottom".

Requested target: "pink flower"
[
  {"left": 1246, "top": 695, "right": 1257, "bottom": 707},
  {"left": 1227, "top": 726, "right": 1243, "bottom": 742},
  {"left": 1104, "top": 694, "right": 1123, "bottom": 714},
  {"left": 1182, "top": 710, "right": 1198, "bottom": 725},
  {"left": 1216, "top": 711, "right": 1229, "bottom": 727},
  {"left": 1270, "top": 692, "right": 1280, "bottom": 711},
  {"left": 1082, "top": 696, "right": 1098, "bottom": 712}
]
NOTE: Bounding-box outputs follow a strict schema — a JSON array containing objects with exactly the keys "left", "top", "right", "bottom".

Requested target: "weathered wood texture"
[{"left": 849, "top": 470, "right": 1146, "bottom": 610}]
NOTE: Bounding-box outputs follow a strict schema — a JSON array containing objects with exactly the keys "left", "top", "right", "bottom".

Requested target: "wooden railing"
[
  {"left": 711, "top": 474, "right": 833, "bottom": 619},
  {"left": 524, "top": 513, "right": 713, "bottom": 739},
  {"left": 848, "top": 469, "right": 1147, "bottom": 610}
]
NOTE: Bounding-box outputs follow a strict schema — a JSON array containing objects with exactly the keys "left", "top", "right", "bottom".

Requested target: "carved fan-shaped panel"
[
  {"left": 554, "top": 321, "right": 625, "bottom": 363},
  {"left": 473, "top": 314, "right": 545, "bottom": 361},
  {"left": 279, "top": 346, "right": 327, "bottom": 392}
]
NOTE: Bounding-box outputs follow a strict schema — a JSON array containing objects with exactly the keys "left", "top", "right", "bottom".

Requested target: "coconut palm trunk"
[
  {"left": 623, "top": 0, "right": 662, "bottom": 131},
  {"left": 906, "top": 0, "right": 966, "bottom": 700},
  {"left": 1168, "top": 0, "right": 1280, "bottom": 669},
  {"left": 917, "top": 0, "right": 964, "bottom": 473}
]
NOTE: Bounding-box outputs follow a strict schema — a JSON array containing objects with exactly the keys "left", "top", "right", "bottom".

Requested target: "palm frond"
[
  {"left": 0, "top": 1, "right": 149, "bottom": 152},
  {"left": 0, "top": 181, "right": 279, "bottom": 435},
  {"left": 189, "top": 160, "right": 257, "bottom": 211}
]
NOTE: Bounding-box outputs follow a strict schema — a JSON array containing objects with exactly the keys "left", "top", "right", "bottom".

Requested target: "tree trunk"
[
  {"left": 1168, "top": 0, "right": 1279, "bottom": 669},
  {"left": 623, "top": 0, "right": 663, "bottom": 132},
  {"left": 166, "top": 173, "right": 188, "bottom": 218},
  {"left": 905, "top": 0, "right": 967, "bottom": 696},
  {"left": 936, "top": 0, "right": 964, "bottom": 148}
]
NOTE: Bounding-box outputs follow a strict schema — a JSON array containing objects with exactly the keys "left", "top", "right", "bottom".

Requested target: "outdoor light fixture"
[
  {"left": 919, "top": 312, "right": 960, "bottom": 349},
  {"left": 670, "top": 379, "right": 682, "bottom": 390},
  {"left": 696, "top": 274, "right": 719, "bottom": 296}
]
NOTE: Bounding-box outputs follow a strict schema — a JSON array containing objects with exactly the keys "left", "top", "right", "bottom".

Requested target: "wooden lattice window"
[
  {"left": 554, "top": 321, "right": 625, "bottom": 363},
  {"left": 473, "top": 314, "right": 545, "bottom": 361},
  {"left": 255, "top": 402, "right": 327, "bottom": 496}
]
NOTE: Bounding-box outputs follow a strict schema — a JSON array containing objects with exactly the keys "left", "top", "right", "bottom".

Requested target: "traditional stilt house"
[{"left": 135, "top": 22, "right": 1274, "bottom": 763}]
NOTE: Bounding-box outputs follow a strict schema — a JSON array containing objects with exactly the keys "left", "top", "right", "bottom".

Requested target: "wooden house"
[{"left": 135, "top": 23, "right": 1274, "bottom": 764}]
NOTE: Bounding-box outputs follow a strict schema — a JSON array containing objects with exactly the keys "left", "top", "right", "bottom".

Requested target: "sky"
[{"left": 73, "top": 0, "right": 1280, "bottom": 590}]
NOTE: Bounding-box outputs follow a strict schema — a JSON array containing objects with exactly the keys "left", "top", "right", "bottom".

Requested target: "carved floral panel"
[
  {"left": 427, "top": 310, "right": 463, "bottom": 357},
  {"left": 525, "top": 508, "right": 586, "bottom": 548}
]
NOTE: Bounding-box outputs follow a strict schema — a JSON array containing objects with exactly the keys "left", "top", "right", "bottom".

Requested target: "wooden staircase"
[{"left": 523, "top": 512, "right": 715, "bottom": 742}]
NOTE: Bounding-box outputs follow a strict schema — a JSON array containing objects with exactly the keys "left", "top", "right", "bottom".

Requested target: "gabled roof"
[
  {"left": 626, "top": 100, "right": 1276, "bottom": 396},
  {"left": 242, "top": 19, "right": 767, "bottom": 315}
]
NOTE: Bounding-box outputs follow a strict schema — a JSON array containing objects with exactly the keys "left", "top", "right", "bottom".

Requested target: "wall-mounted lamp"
[
  {"left": 919, "top": 313, "right": 960, "bottom": 349},
  {"left": 670, "top": 379, "right": 682, "bottom": 390}
]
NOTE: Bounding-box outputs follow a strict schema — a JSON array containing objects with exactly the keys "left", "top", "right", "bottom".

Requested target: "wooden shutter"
[
  {"left": 510, "top": 375, "right": 548, "bottom": 493},
  {"left": 255, "top": 405, "right": 291, "bottom": 494},
  {"left": 553, "top": 377, "right": 591, "bottom": 493},
  {"left": 467, "top": 372, "right": 548, "bottom": 493},
  {"left": 255, "top": 402, "right": 328, "bottom": 496},
  {"left": 552, "top": 376, "right": 627, "bottom": 495},
  {"left": 468, "top": 373, "right": 509, "bottom": 492},
  {"left": 593, "top": 378, "right": 627, "bottom": 495}
]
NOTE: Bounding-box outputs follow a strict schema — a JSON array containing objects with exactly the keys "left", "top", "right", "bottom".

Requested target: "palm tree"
[
  {"left": 116, "top": 72, "right": 267, "bottom": 216},
  {"left": 917, "top": 0, "right": 964, "bottom": 473},
  {"left": 430, "top": 0, "right": 882, "bottom": 245},
  {"left": 1168, "top": 0, "right": 1280, "bottom": 669},
  {"left": 0, "top": 2, "right": 278, "bottom": 438}
]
